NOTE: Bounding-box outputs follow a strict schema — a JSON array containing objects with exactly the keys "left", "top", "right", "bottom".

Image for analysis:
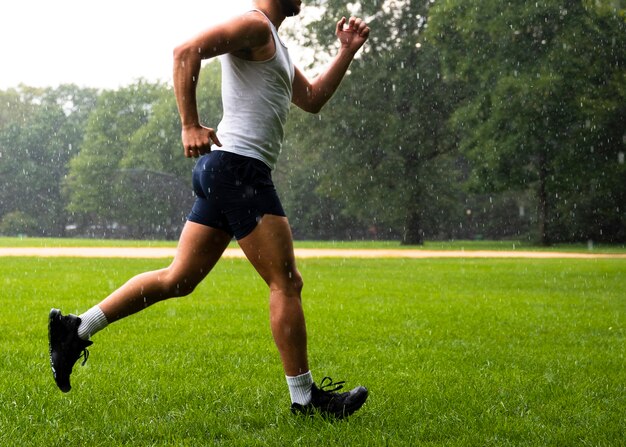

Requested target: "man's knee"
[
  {"left": 163, "top": 269, "right": 199, "bottom": 298},
  {"left": 272, "top": 270, "right": 303, "bottom": 297},
  {"left": 171, "top": 280, "right": 197, "bottom": 297},
  {"left": 292, "top": 271, "right": 304, "bottom": 295}
]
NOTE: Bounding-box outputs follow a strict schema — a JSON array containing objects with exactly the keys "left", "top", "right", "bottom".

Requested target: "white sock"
[
  {"left": 286, "top": 371, "right": 313, "bottom": 405},
  {"left": 77, "top": 305, "right": 109, "bottom": 340}
]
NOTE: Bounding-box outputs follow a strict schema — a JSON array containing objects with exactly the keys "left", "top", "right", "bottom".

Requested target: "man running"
[{"left": 49, "top": 0, "right": 370, "bottom": 418}]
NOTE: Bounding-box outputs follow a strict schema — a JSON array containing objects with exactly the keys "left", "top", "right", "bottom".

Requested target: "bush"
[{"left": 0, "top": 211, "right": 40, "bottom": 236}]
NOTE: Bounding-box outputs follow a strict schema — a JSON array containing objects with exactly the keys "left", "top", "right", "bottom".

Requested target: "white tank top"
[{"left": 213, "top": 10, "right": 295, "bottom": 169}]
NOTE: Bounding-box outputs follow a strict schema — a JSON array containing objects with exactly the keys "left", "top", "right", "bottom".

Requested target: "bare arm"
[
  {"left": 292, "top": 16, "right": 370, "bottom": 114},
  {"left": 173, "top": 13, "right": 271, "bottom": 158}
]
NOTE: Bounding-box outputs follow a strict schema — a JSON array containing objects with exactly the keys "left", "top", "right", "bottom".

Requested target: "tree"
[
  {"left": 64, "top": 80, "right": 168, "bottom": 236},
  {"left": 0, "top": 88, "right": 36, "bottom": 131},
  {"left": 0, "top": 85, "right": 97, "bottom": 236},
  {"left": 280, "top": 0, "right": 463, "bottom": 244},
  {"left": 428, "top": 0, "right": 626, "bottom": 243}
]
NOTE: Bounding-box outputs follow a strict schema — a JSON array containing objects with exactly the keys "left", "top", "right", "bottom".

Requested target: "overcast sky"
[{"left": 0, "top": 0, "right": 302, "bottom": 90}]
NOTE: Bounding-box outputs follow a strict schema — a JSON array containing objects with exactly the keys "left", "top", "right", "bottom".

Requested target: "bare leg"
[
  {"left": 99, "top": 221, "right": 232, "bottom": 323},
  {"left": 237, "top": 215, "right": 308, "bottom": 376}
]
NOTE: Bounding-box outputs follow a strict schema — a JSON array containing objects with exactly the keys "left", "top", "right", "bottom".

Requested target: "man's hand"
[
  {"left": 336, "top": 16, "right": 370, "bottom": 54},
  {"left": 181, "top": 125, "right": 222, "bottom": 158},
  {"left": 292, "top": 15, "right": 371, "bottom": 113}
]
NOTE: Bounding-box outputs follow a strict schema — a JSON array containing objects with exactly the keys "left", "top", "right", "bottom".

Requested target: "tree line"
[{"left": 0, "top": 0, "right": 624, "bottom": 244}]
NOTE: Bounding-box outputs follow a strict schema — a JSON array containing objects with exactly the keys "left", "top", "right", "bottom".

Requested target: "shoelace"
[
  {"left": 79, "top": 347, "right": 90, "bottom": 366},
  {"left": 319, "top": 376, "right": 346, "bottom": 393}
]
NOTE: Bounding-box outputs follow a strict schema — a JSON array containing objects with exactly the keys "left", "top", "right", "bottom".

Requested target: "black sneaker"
[
  {"left": 291, "top": 377, "right": 369, "bottom": 419},
  {"left": 48, "top": 308, "right": 93, "bottom": 393}
]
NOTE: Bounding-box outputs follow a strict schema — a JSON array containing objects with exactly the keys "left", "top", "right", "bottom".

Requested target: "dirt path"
[{"left": 1, "top": 247, "right": 625, "bottom": 259}]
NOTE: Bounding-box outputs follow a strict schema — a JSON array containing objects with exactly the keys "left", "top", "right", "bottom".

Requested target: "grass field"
[
  {"left": 1, "top": 253, "right": 625, "bottom": 446},
  {"left": 2, "top": 236, "right": 626, "bottom": 253}
]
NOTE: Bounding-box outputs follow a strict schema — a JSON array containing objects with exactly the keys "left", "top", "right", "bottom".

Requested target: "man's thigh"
[
  {"left": 169, "top": 221, "right": 232, "bottom": 282},
  {"left": 236, "top": 215, "right": 299, "bottom": 287}
]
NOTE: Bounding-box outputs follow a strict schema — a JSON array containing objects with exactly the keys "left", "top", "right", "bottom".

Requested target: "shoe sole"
[
  {"left": 48, "top": 308, "right": 59, "bottom": 377},
  {"left": 48, "top": 308, "right": 71, "bottom": 393},
  {"left": 292, "top": 386, "right": 370, "bottom": 419}
]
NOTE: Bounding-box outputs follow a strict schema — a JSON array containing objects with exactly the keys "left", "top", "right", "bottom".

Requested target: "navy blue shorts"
[{"left": 187, "top": 150, "right": 286, "bottom": 240}]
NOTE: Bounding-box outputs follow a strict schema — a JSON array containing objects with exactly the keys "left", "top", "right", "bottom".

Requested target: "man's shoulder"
[
  {"left": 226, "top": 11, "right": 273, "bottom": 57},
  {"left": 237, "top": 10, "right": 272, "bottom": 36}
]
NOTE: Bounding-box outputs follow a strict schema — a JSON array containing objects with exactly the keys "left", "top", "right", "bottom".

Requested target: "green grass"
[
  {"left": 0, "top": 236, "right": 179, "bottom": 248},
  {"left": 1, "top": 255, "right": 625, "bottom": 446},
  {"left": 1, "top": 236, "right": 625, "bottom": 253}
]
